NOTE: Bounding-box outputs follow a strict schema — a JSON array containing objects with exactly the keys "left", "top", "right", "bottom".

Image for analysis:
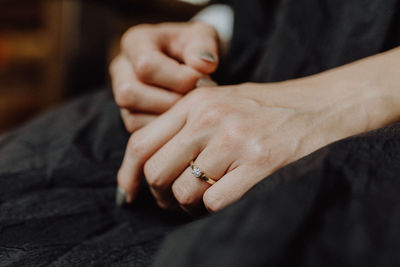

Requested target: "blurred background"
[{"left": 0, "top": 0, "right": 210, "bottom": 133}]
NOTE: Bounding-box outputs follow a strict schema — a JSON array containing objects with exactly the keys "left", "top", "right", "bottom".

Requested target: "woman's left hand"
[{"left": 117, "top": 58, "right": 400, "bottom": 214}]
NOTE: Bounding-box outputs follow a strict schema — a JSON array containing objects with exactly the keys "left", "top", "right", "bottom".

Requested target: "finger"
[
  {"left": 164, "top": 22, "right": 219, "bottom": 75},
  {"left": 123, "top": 46, "right": 203, "bottom": 93},
  {"left": 170, "top": 142, "right": 234, "bottom": 215},
  {"left": 172, "top": 167, "right": 209, "bottom": 216},
  {"left": 111, "top": 55, "right": 181, "bottom": 113},
  {"left": 182, "top": 22, "right": 219, "bottom": 74},
  {"left": 142, "top": 127, "right": 204, "bottom": 210},
  {"left": 203, "top": 166, "right": 270, "bottom": 212},
  {"left": 120, "top": 109, "right": 157, "bottom": 133},
  {"left": 117, "top": 100, "right": 188, "bottom": 203}
]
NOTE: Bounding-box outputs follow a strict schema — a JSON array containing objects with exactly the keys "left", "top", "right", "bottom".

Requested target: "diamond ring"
[{"left": 190, "top": 161, "right": 216, "bottom": 185}]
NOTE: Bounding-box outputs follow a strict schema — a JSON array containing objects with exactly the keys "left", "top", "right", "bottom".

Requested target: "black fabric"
[
  {"left": 0, "top": 91, "right": 190, "bottom": 266},
  {"left": 215, "top": 0, "right": 400, "bottom": 84},
  {"left": 1, "top": 0, "right": 400, "bottom": 266}
]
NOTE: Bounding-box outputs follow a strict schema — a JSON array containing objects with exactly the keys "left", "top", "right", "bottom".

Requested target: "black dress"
[{"left": 1, "top": 0, "right": 400, "bottom": 266}]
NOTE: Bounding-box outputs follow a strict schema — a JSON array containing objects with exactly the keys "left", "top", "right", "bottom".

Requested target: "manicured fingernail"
[
  {"left": 115, "top": 186, "right": 126, "bottom": 206},
  {"left": 196, "top": 77, "right": 217, "bottom": 88},
  {"left": 199, "top": 51, "right": 216, "bottom": 63}
]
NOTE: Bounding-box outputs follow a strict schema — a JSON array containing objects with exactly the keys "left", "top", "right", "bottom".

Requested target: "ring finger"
[{"left": 171, "top": 141, "right": 234, "bottom": 215}]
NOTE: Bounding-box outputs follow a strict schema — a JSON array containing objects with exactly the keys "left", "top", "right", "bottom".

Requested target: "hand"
[
  {"left": 119, "top": 82, "right": 331, "bottom": 214},
  {"left": 117, "top": 48, "right": 400, "bottom": 214},
  {"left": 110, "top": 22, "right": 220, "bottom": 133}
]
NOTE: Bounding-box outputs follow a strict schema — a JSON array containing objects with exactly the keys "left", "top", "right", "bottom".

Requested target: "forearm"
[
  {"left": 284, "top": 47, "right": 400, "bottom": 132},
  {"left": 243, "top": 46, "right": 400, "bottom": 155},
  {"left": 314, "top": 46, "right": 400, "bottom": 134}
]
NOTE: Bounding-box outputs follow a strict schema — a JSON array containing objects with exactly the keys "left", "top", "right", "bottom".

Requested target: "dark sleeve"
[
  {"left": 212, "top": 0, "right": 281, "bottom": 85},
  {"left": 213, "top": 0, "right": 400, "bottom": 85}
]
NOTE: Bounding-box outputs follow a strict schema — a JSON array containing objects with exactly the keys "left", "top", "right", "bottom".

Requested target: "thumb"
[{"left": 182, "top": 22, "right": 219, "bottom": 75}]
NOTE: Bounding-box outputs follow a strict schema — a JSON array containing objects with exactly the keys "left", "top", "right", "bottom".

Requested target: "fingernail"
[
  {"left": 115, "top": 186, "right": 126, "bottom": 206},
  {"left": 196, "top": 77, "right": 218, "bottom": 88},
  {"left": 199, "top": 51, "right": 217, "bottom": 63}
]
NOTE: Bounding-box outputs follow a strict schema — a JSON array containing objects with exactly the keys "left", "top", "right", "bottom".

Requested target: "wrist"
[
  {"left": 317, "top": 47, "right": 400, "bottom": 134},
  {"left": 240, "top": 47, "right": 400, "bottom": 151}
]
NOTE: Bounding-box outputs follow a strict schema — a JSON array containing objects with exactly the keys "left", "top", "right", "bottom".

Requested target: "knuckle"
[
  {"left": 172, "top": 182, "right": 195, "bottom": 206},
  {"left": 127, "top": 133, "right": 146, "bottom": 158},
  {"left": 254, "top": 146, "right": 273, "bottom": 165},
  {"left": 247, "top": 141, "right": 273, "bottom": 166},
  {"left": 121, "top": 28, "right": 136, "bottom": 51},
  {"left": 147, "top": 174, "right": 167, "bottom": 191},
  {"left": 223, "top": 117, "right": 248, "bottom": 140},
  {"left": 218, "top": 131, "right": 241, "bottom": 153},
  {"left": 121, "top": 24, "right": 151, "bottom": 50},
  {"left": 144, "top": 160, "right": 167, "bottom": 190},
  {"left": 203, "top": 190, "right": 225, "bottom": 212},
  {"left": 115, "top": 84, "right": 136, "bottom": 108},
  {"left": 214, "top": 119, "right": 249, "bottom": 159},
  {"left": 123, "top": 117, "right": 136, "bottom": 133},
  {"left": 133, "top": 54, "right": 155, "bottom": 81},
  {"left": 196, "top": 102, "right": 230, "bottom": 128}
]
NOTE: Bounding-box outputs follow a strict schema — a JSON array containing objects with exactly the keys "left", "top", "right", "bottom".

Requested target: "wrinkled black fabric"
[
  {"left": 1, "top": 0, "right": 400, "bottom": 266},
  {"left": 0, "top": 92, "right": 190, "bottom": 266}
]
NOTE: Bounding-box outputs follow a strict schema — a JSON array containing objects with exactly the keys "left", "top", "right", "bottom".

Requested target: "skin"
[
  {"left": 110, "top": 22, "right": 219, "bottom": 133},
  {"left": 111, "top": 22, "right": 400, "bottom": 216}
]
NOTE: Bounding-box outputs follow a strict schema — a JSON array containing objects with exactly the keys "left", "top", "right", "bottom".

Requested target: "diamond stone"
[{"left": 192, "top": 167, "right": 202, "bottom": 178}]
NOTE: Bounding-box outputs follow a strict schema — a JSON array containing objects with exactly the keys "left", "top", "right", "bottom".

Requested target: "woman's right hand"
[{"left": 110, "top": 22, "right": 220, "bottom": 133}]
